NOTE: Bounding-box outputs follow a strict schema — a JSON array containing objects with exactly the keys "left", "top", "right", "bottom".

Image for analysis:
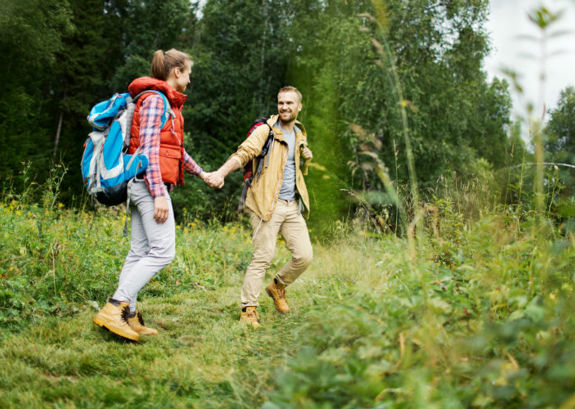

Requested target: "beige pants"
[{"left": 241, "top": 199, "right": 313, "bottom": 307}]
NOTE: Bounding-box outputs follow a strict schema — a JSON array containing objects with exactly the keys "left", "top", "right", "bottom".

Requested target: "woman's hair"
[{"left": 151, "top": 49, "right": 193, "bottom": 80}]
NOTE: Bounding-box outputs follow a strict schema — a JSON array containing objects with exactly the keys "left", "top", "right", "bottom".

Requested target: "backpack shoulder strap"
[
  {"left": 254, "top": 117, "right": 275, "bottom": 180},
  {"left": 133, "top": 90, "right": 175, "bottom": 128}
]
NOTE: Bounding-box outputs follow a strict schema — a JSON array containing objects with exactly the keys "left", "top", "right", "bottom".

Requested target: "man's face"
[{"left": 277, "top": 91, "right": 302, "bottom": 124}]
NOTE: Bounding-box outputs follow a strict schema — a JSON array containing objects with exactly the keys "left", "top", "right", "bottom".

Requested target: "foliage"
[
  {"left": 0, "top": 0, "right": 516, "bottom": 233},
  {"left": 2, "top": 2, "right": 575, "bottom": 408},
  {"left": 176, "top": 0, "right": 292, "bottom": 221},
  {"left": 307, "top": 0, "right": 512, "bottom": 182},
  {"left": 545, "top": 86, "right": 575, "bottom": 164},
  {"left": 108, "top": 0, "right": 197, "bottom": 89},
  {"left": 1, "top": 179, "right": 575, "bottom": 408},
  {"left": 286, "top": 0, "right": 369, "bottom": 234},
  {"left": 0, "top": 0, "right": 73, "bottom": 179},
  {"left": 263, "top": 212, "right": 575, "bottom": 409},
  {"left": 51, "top": 0, "right": 197, "bottom": 203},
  {"left": 0, "top": 0, "right": 199, "bottom": 206},
  {"left": 272, "top": 0, "right": 515, "bottom": 234},
  {"left": 545, "top": 86, "right": 575, "bottom": 204}
]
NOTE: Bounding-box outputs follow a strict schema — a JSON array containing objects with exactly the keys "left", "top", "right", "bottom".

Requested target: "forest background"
[{"left": 5, "top": 0, "right": 574, "bottom": 233}]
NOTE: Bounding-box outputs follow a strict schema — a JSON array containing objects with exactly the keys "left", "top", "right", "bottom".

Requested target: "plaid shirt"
[{"left": 139, "top": 94, "right": 203, "bottom": 197}]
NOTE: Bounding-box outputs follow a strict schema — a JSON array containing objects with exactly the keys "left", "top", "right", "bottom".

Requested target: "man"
[{"left": 207, "top": 86, "right": 313, "bottom": 328}]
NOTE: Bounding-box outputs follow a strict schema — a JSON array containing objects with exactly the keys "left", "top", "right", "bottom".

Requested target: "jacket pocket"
[{"left": 159, "top": 146, "right": 182, "bottom": 159}]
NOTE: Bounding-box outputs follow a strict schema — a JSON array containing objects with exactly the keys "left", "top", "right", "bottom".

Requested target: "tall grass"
[{"left": 1, "top": 189, "right": 574, "bottom": 408}]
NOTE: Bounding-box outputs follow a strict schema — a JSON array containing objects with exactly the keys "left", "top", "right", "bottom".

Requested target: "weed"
[{"left": 0, "top": 197, "right": 573, "bottom": 408}]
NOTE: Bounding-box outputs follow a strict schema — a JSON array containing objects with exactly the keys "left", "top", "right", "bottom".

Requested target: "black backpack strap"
[{"left": 255, "top": 122, "right": 274, "bottom": 181}]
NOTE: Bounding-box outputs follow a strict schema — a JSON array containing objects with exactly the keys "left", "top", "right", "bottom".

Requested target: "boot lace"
[
  {"left": 121, "top": 305, "right": 132, "bottom": 323},
  {"left": 136, "top": 312, "right": 146, "bottom": 326},
  {"left": 277, "top": 284, "right": 286, "bottom": 299}
]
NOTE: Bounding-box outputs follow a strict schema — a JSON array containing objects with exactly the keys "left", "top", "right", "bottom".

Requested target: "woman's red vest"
[{"left": 127, "top": 77, "right": 187, "bottom": 186}]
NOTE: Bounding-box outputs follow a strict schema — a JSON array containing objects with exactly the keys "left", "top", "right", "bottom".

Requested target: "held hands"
[
  {"left": 207, "top": 171, "right": 225, "bottom": 188},
  {"left": 201, "top": 171, "right": 225, "bottom": 189}
]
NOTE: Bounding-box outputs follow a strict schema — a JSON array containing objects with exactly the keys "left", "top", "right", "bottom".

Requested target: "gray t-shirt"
[{"left": 278, "top": 123, "right": 300, "bottom": 201}]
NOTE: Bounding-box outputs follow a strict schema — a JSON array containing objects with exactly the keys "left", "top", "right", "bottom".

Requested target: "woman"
[{"left": 93, "top": 49, "right": 211, "bottom": 342}]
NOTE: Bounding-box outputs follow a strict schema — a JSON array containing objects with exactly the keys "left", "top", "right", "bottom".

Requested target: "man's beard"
[{"left": 280, "top": 111, "right": 296, "bottom": 123}]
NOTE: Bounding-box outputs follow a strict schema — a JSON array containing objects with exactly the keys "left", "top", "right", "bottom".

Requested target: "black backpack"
[{"left": 239, "top": 117, "right": 274, "bottom": 209}]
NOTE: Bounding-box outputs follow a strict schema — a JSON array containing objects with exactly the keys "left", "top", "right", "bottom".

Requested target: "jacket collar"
[
  {"left": 128, "top": 77, "right": 187, "bottom": 109},
  {"left": 267, "top": 114, "right": 307, "bottom": 142}
]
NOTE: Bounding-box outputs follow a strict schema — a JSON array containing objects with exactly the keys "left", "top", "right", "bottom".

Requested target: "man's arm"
[
  {"left": 205, "top": 125, "right": 270, "bottom": 189},
  {"left": 204, "top": 156, "right": 241, "bottom": 189}
]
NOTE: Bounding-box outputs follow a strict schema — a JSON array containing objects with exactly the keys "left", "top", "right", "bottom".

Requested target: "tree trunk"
[
  {"left": 259, "top": 0, "right": 269, "bottom": 113},
  {"left": 53, "top": 111, "right": 63, "bottom": 157}
]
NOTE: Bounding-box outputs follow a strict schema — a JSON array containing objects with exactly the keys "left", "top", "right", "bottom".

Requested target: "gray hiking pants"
[{"left": 112, "top": 179, "right": 176, "bottom": 312}]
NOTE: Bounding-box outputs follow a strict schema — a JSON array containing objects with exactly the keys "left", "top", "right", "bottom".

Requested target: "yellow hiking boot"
[
  {"left": 127, "top": 311, "right": 158, "bottom": 336},
  {"left": 239, "top": 306, "right": 262, "bottom": 328},
  {"left": 266, "top": 279, "right": 290, "bottom": 314},
  {"left": 93, "top": 300, "right": 140, "bottom": 342}
]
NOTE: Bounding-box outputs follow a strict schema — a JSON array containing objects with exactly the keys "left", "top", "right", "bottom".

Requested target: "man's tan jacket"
[{"left": 230, "top": 114, "right": 310, "bottom": 222}]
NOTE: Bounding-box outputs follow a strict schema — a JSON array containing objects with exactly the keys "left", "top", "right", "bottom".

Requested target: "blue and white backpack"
[{"left": 81, "top": 90, "right": 173, "bottom": 206}]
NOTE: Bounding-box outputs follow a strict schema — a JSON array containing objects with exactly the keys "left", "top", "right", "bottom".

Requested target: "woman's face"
[{"left": 173, "top": 61, "right": 192, "bottom": 93}]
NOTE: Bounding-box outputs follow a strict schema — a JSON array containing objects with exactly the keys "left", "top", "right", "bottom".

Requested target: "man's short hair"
[{"left": 278, "top": 86, "right": 302, "bottom": 102}]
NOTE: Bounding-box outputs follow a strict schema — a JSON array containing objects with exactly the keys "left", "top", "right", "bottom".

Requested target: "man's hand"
[
  {"left": 205, "top": 171, "right": 225, "bottom": 189},
  {"left": 153, "top": 196, "right": 170, "bottom": 224},
  {"left": 200, "top": 171, "right": 223, "bottom": 188},
  {"left": 201, "top": 157, "right": 240, "bottom": 189},
  {"left": 200, "top": 171, "right": 212, "bottom": 184},
  {"left": 301, "top": 146, "right": 313, "bottom": 160}
]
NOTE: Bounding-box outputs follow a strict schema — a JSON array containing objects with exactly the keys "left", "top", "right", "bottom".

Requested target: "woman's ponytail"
[{"left": 151, "top": 50, "right": 167, "bottom": 80}]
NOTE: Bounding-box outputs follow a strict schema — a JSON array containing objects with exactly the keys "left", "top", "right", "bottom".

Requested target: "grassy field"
[{"left": 1, "top": 199, "right": 575, "bottom": 408}]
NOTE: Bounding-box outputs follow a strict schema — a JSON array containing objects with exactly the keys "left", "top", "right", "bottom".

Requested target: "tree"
[
  {"left": 109, "top": 0, "right": 196, "bottom": 89},
  {"left": 47, "top": 0, "right": 196, "bottom": 202},
  {"left": 546, "top": 86, "right": 575, "bottom": 164},
  {"left": 176, "top": 0, "right": 292, "bottom": 221},
  {"left": 0, "top": 0, "right": 72, "bottom": 179},
  {"left": 545, "top": 86, "right": 575, "bottom": 200},
  {"left": 188, "top": 0, "right": 290, "bottom": 160},
  {"left": 282, "top": 0, "right": 514, "bottom": 230}
]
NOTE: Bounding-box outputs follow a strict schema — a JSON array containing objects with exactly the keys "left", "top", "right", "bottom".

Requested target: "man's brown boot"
[
  {"left": 127, "top": 311, "right": 158, "bottom": 336},
  {"left": 266, "top": 278, "right": 290, "bottom": 313},
  {"left": 239, "top": 306, "right": 262, "bottom": 328},
  {"left": 93, "top": 300, "right": 140, "bottom": 342}
]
